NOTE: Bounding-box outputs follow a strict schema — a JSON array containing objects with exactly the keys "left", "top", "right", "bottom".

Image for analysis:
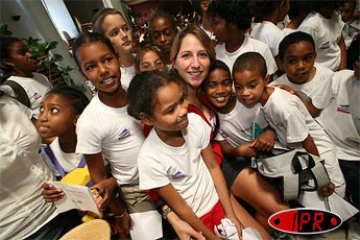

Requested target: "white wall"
[
  {"left": 0, "top": 0, "right": 92, "bottom": 97},
  {"left": 42, "top": 0, "right": 79, "bottom": 40}
]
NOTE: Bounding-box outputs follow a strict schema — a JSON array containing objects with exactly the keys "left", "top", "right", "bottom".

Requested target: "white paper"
[
  {"left": 297, "top": 191, "right": 359, "bottom": 222},
  {"left": 129, "top": 210, "right": 163, "bottom": 240},
  {"left": 52, "top": 181, "right": 100, "bottom": 215}
]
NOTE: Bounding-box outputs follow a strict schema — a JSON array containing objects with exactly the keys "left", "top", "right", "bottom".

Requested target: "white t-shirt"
[
  {"left": 298, "top": 11, "right": 345, "bottom": 71},
  {"left": 0, "top": 96, "right": 57, "bottom": 239},
  {"left": 262, "top": 88, "right": 345, "bottom": 196},
  {"left": 120, "top": 65, "right": 136, "bottom": 92},
  {"left": 2, "top": 72, "right": 53, "bottom": 118},
  {"left": 282, "top": 27, "right": 297, "bottom": 36},
  {"left": 319, "top": 70, "right": 360, "bottom": 161},
  {"left": 42, "top": 137, "right": 84, "bottom": 177},
  {"left": 217, "top": 100, "right": 268, "bottom": 147},
  {"left": 138, "top": 113, "right": 219, "bottom": 217},
  {"left": 271, "top": 64, "right": 335, "bottom": 110},
  {"left": 216, "top": 35, "right": 278, "bottom": 75},
  {"left": 76, "top": 93, "right": 144, "bottom": 185},
  {"left": 250, "top": 21, "right": 285, "bottom": 57}
]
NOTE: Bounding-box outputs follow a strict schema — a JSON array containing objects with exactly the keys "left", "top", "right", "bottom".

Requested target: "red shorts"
[{"left": 199, "top": 201, "right": 225, "bottom": 233}]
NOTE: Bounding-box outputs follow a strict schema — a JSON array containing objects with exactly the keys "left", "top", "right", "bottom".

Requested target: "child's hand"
[
  {"left": 90, "top": 177, "right": 117, "bottom": 211},
  {"left": 229, "top": 216, "right": 244, "bottom": 240},
  {"left": 321, "top": 182, "right": 335, "bottom": 197},
  {"left": 167, "top": 211, "right": 205, "bottom": 240},
  {"left": 41, "top": 183, "right": 64, "bottom": 202},
  {"left": 115, "top": 210, "right": 131, "bottom": 236},
  {"left": 235, "top": 142, "right": 257, "bottom": 157},
  {"left": 252, "top": 131, "right": 275, "bottom": 152},
  {"left": 271, "top": 84, "right": 296, "bottom": 95}
]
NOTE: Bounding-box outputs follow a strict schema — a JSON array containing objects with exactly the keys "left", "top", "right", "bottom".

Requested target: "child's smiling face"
[
  {"left": 233, "top": 70, "right": 265, "bottom": 108},
  {"left": 280, "top": 40, "right": 316, "bottom": 84},
  {"left": 76, "top": 41, "right": 121, "bottom": 93},
  {"left": 203, "top": 68, "right": 233, "bottom": 111}
]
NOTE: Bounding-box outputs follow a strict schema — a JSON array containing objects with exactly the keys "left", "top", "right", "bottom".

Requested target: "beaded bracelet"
[{"left": 114, "top": 209, "right": 127, "bottom": 219}]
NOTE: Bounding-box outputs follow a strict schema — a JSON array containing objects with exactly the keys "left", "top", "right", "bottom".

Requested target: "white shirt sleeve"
[{"left": 285, "top": 106, "right": 310, "bottom": 144}]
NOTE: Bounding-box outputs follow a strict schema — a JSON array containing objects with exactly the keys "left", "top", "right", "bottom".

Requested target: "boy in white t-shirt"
[
  {"left": 201, "top": 60, "right": 289, "bottom": 231},
  {"left": 207, "top": 0, "right": 278, "bottom": 80},
  {"left": 298, "top": 2, "right": 347, "bottom": 71},
  {"left": 232, "top": 51, "right": 345, "bottom": 198},
  {"left": 249, "top": 0, "right": 289, "bottom": 60},
  {"left": 271, "top": 31, "right": 335, "bottom": 118}
]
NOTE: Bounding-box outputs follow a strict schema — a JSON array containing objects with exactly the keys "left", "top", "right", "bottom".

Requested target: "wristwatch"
[{"left": 162, "top": 206, "right": 172, "bottom": 220}]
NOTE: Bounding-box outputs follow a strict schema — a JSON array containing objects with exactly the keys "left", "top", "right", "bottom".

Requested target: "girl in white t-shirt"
[
  {"left": 38, "top": 86, "right": 121, "bottom": 233},
  {"left": 0, "top": 37, "right": 53, "bottom": 120},
  {"left": 38, "top": 87, "right": 90, "bottom": 192},
  {"left": 72, "top": 32, "right": 156, "bottom": 238},
  {"left": 127, "top": 70, "right": 243, "bottom": 240},
  {"left": 92, "top": 8, "right": 136, "bottom": 91}
]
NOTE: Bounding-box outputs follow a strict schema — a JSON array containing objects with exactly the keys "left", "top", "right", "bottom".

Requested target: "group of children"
[{"left": 0, "top": 0, "right": 359, "bottom": 239}]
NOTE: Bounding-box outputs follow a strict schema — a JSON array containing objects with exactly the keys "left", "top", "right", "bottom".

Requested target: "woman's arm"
[
  {"left": 201, "top": 144, "right": 243, "bottom": 238},
  {"left": 157, "top": 184, "right": 219, "bottom": 240}
]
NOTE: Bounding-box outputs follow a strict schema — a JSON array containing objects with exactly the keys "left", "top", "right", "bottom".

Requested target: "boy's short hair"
[
  {"left": 233, "top": 52, "right": 267, "bottom": 79},
  {"left": 207, "top": 0, "right": 253, "bottom": 31},
  {"left": 278, "top": 32, "right": 316, "bottom": 61},
  {"left": 209, "top": 59, "right": 231, "bottom": 74}
]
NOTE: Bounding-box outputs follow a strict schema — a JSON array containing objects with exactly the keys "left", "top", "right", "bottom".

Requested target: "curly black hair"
[{"left": 207, "top": 0, "right": 253, "bottom": 31}]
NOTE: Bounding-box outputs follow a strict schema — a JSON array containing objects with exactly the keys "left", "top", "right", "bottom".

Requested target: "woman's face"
[
  {"left": 101, "top": 14, "right": 133, "bottom": 54},
  {"left": 173, "top": 34, "right": 211, "bottom": 89},
  {"left": 139, "top": 50, "right": 166, "bottom": 72},
  {"left": 150, "top": 17, "right": 176, "bottom": 55}
]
